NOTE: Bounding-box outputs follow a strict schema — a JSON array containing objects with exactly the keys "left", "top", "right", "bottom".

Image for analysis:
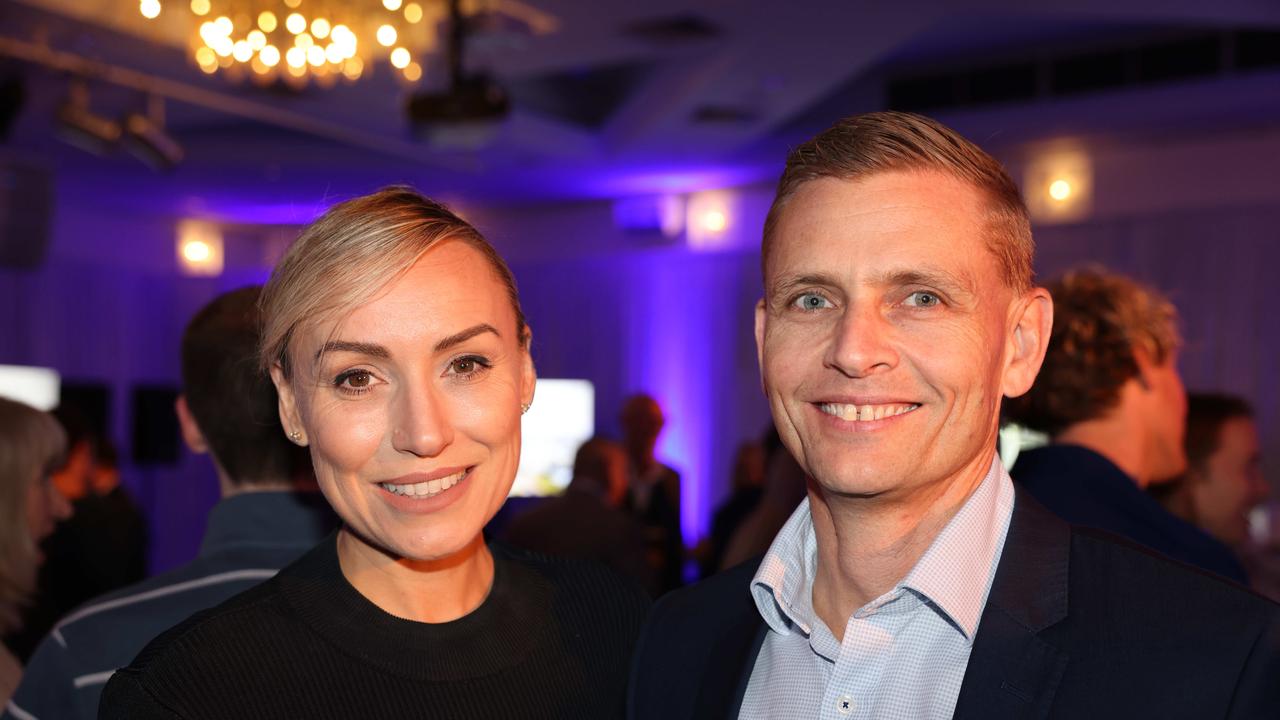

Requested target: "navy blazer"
[{"left": 628, "top": 491, "right": 1280, "bottom": 719}]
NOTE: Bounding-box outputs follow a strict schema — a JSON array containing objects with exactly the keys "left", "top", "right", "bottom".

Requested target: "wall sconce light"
[
  {"left": 1025, "top": 147, "right": 1092, "bottom": 223},
  {"left": 686, "top": 190, "right": 733, "bottom": 251},
  {"left": 176, "top": 219, "right": 224, "bottom": 276}
]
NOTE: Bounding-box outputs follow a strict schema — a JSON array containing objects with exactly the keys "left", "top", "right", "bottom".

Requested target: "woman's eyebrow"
[
  {"left": 434, "top": 323, "right": 500, "bottom": 352},
  {"left": 314, "top": 340, "right": 389, "bottom": 362}
]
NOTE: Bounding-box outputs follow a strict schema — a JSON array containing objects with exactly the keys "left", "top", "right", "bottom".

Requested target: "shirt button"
[{"left": 836, "top": 695, "right": 855, "bottom": 715}]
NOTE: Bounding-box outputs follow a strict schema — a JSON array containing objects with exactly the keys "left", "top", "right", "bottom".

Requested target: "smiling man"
[{"left": 628, "top": 112, "right": 1280, "bottom": 720}]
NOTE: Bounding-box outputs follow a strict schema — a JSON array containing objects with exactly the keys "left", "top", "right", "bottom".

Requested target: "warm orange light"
[
  {"left": 377, "top": 24, "right": 397, "bottom": 47},
  {"left": 139, "top": 0, "right": 161, "bottom": 20},
  {"left": 390, "top": 47, "right": 410, "bottom": 68},
  {"left": 1048, "top": 179, "right": 1072, "bottom": 201},
  {"left": 257, "top": 11, "right": 277, "bottom": 32},
  {"left": 190, "top": 0, "right": 210, "bottom": 16},
  {"left": 404, "top": 3, "right": 423, "bottom": 23}
]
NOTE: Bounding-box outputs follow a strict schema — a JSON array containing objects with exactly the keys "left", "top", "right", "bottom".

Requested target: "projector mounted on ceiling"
[{"left": 406, "top": 0, "right": 514, "bottom": 147}]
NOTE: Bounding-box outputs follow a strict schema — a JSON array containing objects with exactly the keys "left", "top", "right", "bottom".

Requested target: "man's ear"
[
  {"left": 1002, "top": 287, "right": 1053, "bottom": 399},
  {"left": 754, "top": 298, "right": 767, "bottom": 394},
  {"left": 174, "top": 395, "right": 209, "bottom": 454},
  {"left": 270, "top": 363, "right": 306, "bottom": 445},
  {"left": 1131, "top": 345, "right": 1160, "bottom": 392},
  {"left": 520, "top": 326, "right": 537, "bottom": 410}
]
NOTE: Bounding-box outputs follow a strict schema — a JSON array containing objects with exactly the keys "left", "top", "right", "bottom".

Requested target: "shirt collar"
[
  {"left": 750, "top": 455, "right": 1014, "bottom": 642},
  {"left": 199, "top": 491, "right": 337, "bottom": 558}
]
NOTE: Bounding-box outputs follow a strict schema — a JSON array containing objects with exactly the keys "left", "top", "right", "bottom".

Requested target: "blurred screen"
[
  {"left": 0, "top": 364, "right": 60, "bottom": 411},
  {"left": 511, "top": 378, "right": 594, "bottom": 497}
]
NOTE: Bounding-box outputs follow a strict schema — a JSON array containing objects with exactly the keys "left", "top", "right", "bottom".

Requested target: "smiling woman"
[{"left": 100, "top": 188, "right": 650, "bottom": 719}]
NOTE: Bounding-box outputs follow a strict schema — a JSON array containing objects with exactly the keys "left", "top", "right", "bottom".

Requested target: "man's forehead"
[{"left": 764, "top": 176, "right": 995, "bottom": 288}]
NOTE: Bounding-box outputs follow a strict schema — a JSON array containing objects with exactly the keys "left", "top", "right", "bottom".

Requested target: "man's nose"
[{"left": 824, "top": 302, "right": 898, "bottom": 378}]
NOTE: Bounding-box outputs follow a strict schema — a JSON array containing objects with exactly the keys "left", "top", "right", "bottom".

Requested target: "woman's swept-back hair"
[
  {"left": 763, "top": 111, "right": 1034, "bottom": 293},
  {"left": 0, "top": 397, "right": 67, "bottom": 633},
  {"left": 260, "top": 186, "right": 528, "bottom": 378}
]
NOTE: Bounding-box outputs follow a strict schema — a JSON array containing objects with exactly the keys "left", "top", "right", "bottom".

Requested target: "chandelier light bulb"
[
  {"left": 285, "top": 46, "right": 306, "bottom": 68},
  {"left": 232, "top": 40, "right": 253, "bottom": 62},
  {"left": 285, "top": 13, "right": 307, "bottom": 35},
  {"left": 212, "top": 35, "right": 234, "bottom": 56},
  {"left": 325, "top": 43, "right": 343, "bottom": 64},
  {"left": 377, "top": 24, "right": 397, "bottom": 47},
  {"left": 257, "top": 11, "right": 277, "bottom": 32},
  {"left": 247, "top": 30, "right": 266, "bottom": 50},
  {"left": 295, "top": 33, "right": 313, "bottom": 49},
  {"left": 390, "top": 46, "right": 410, "bottom": 68},
  {"left": 139, "top": 0, "right": 161, "bottom": 19},
  {"left": 199, "top": 21, "right": 218, "bottom": 44},
  {"left": 404, "top": 2, "right": 423, "bottom": 23},
  {"left": 190, "top": 0, "right": 210, "bottom": 16},
  {"left": 213, "top": 15, "right": 233, "bottom": 35},
  {"left": 310, "top": 18, "right": 330, "bottom": 39},
  {"left": 195, "top": 46, "right": 217, "bottom": 69},
  {"left": 260, "top": 45, "right": 281, "bottom": 67},
  {"left": 383, "top": 0, "right": 403, "bottom": 10},
  {"left": 403, "top": 61, "right": 422, "bottom": 82},
  {"left": 307, "top": 45, "right": 326, "bottom": 67},
  {"left": 342, "top": 57, "right": 363, "bottom": 80}
]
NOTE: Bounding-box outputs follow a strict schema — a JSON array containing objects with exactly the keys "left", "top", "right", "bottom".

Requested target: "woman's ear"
[
  {"left": 1002, "top": 287, "right": 1054, "bottom": 399},
  {"left": 270, "top": 363, "right": 306, "bottom": 444}
]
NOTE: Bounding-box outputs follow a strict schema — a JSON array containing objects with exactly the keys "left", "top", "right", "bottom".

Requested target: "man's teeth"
[
  {"left": 818, "top": 403, "right": 919, "bottom": 422},
  {"left": 380, "top": 471, "right": 466, "bottom": 498}
]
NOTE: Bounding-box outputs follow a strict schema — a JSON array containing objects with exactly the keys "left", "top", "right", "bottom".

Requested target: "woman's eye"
[
  {"left": 448, "top": 355, "right": 491, "bottom": 378},
  {"left": 792, "top": 293, "right": 832, "bottom": 311},
  {"left": 333, "top": 370, "right": 376, "bottom": 394},
  {"left": 905, "top": 291, "right": 941, "bottom": 308}
]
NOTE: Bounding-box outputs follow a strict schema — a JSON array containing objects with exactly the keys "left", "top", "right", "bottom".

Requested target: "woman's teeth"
[
  {"left": 380, "top": 470, "right": 466, "bottom": 498},
  {"left": 819, "top": 402, "right": 919, "bottom": 422}
]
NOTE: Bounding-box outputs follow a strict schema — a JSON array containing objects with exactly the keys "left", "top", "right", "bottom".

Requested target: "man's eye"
[
  {"left": 905, "top": 291, "right": 941, "bottom": 308},
  {"left": 792, "top": 293, "right": 832, "bottom": 311}
]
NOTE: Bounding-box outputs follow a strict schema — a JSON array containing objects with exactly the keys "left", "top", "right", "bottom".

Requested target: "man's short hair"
[
  {"left": 1004, "top": 268, "right": 1180, "bottom": 435},
  {"left": 181, "top": 286, "right": 307, "bottom": 487},
  {"left": 1184, "top": 393, "right": 1254, "bottom": 471},
  {"left": 762, "top": 110, "right": 1034, "bottom": 292}
]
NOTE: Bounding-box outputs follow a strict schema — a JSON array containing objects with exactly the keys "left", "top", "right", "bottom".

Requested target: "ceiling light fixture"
[
  {"left": 141, "top": 0, "right": 446, "bottom": 87},
  {"left": 56, "top": 78, "right": 121, "bottom": 156},
  {"left": 123, "top": 94, "right": 185, "bottom": 170}
]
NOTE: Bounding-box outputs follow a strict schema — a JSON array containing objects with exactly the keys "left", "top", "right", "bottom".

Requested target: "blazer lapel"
[
  {"left": 693, "top": 611, "right": 768, "bottom": 720},
  {"left": 953, "top": 492, "right": 1071, "bottom": 720}
]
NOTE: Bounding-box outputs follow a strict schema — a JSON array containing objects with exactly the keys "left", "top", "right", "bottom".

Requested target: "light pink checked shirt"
[{"left": 741, "top": 456, "right": 1015, "bottom": 720}]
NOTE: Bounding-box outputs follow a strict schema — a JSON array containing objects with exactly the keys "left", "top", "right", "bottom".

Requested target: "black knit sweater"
[{"left": 99, "top": 534, "right": 650, "bottom": 719}]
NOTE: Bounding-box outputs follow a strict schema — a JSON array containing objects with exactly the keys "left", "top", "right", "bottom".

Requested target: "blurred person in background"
[
  {"left": 3, "top": 410, "right": 147, "bottom": 662},
  {"left": 619, "top": 393, "right": 685, "bottom": 591},
  {"left": 6, "top": 286, "right": 335, "bottom": 720},
  {"left": 1005, "top": 268, "right": 1247, "bottom": 583},
  {"left": 718, "top": 428, "right": 807, "bottom": 572},
  {"left": 695, "top": 439, "right": 765, "bottom": 578},
  {"left": 0, "top": 397, "right": 72, "bottom": 701},
  {"left": 1150, "top": 393, "right": 1276, "bottom": 599},
  {"left": 1151, "top": 394, "right": 1268, "bottom": 549},
  {"left": 504, "top": 437, "right": 652, "bottom": 593},
  {"left": 101, "top": 187, "right": 649, "bottom": 718}
]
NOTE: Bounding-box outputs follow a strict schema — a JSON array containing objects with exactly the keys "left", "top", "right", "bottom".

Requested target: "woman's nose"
[{"left": 391, "top": 385, "right": 455, "bottom": 458}]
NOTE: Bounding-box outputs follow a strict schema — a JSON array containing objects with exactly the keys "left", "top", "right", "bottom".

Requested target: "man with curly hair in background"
[{"left": 1004, "top": 268, "right": 1247, "bottom": 583}]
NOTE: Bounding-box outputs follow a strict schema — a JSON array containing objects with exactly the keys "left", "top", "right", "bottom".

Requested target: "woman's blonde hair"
[
  {"left": 260, "top": 186, "right": 528, "bottom": 378},
  {"left": 0, "top": 397, "right": 67, "bottom": 633}
]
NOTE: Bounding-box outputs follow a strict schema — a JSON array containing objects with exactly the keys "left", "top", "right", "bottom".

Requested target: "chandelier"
[{"left": 137, "top": 0, "right": 442, "bottom": 87}]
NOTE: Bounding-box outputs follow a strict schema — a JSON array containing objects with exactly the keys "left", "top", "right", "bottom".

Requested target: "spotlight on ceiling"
[
  {"left": 56, "top": 78, "right": 121, "bottom": 156},
  {"left": 123, "top": 95, "right": 184, "bottom": 170}
]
